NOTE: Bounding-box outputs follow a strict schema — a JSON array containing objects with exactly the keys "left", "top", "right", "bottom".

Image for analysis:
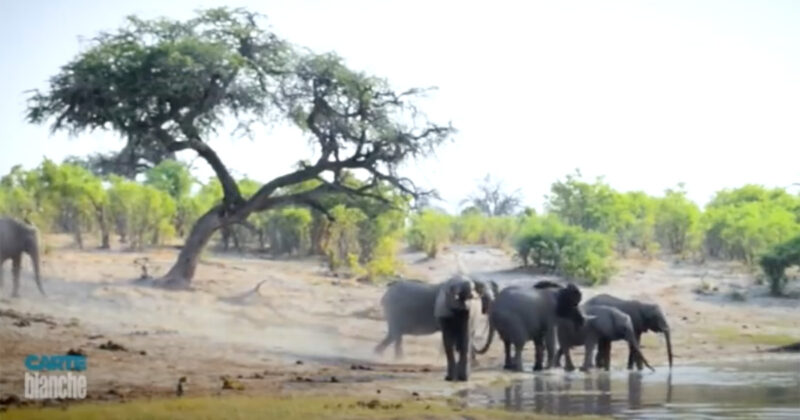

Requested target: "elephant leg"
[
  {"left": 544, "top": 328, "right": 556, "bottom": 369},
  {"left": 455, "top": 317, "right": 470, "bottom": 381},
  {"left": 595, "top": 344, "right": 604, "bottom": 367},
  {"left": 512, "top": 342, "right": 524, "bottom": 372},
  {"left": 599, "top": 340, "right": 611, "bottom": 371},
  {"left": 564, "top": 347, "right": 575, "bottom": 372},
  {"left": 634, "top": 333, "right": 643, "bottom": 371},
  {"left": 554, "top": 347, "right": 562, "bottom": 368},
  {"left": 11, "top": 256, "right": 21, "bottom": 298},
  {"left": 374, "top": 331, "right": 395, "bottom": 355},
  {"left": 0, "top": 259, "right": 4, "bottom": 289},
  {"left": 581, "top": 336, "right": 597, "bottom": 372},
  {"left": 503, "top": 340, "right": 513, "bottom": 370},
  {"left": 395, "top": 335, "right": 404, "bottom": 359},
  {"left": 533, "top": 337, "right": 544, "bottom": 371},
  {"left": 440, "top": 321, "right": 457, "bottom": 381}
]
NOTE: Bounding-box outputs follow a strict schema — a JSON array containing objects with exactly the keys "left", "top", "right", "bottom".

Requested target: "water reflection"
[
  {"left": 492, "top": 372, "right": 664, "bottom": 416},
  {"left": 464, "top": 358, "right": 800, "bottom": 418}
]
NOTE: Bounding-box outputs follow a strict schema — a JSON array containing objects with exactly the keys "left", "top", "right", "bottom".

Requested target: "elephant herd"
[{"left": 375, "top": 274, "right": 672, "bottom": 382}]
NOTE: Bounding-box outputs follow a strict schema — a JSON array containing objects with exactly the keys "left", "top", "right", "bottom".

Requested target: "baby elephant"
[
  {"left": 374, "top": 277, "right": 496, "bottom": 359},
  {"left": 555, "top": 305, "right": 654, "bottom": 372}
]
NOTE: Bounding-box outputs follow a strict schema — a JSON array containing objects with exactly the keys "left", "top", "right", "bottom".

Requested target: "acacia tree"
[
  {"left": 27, "top": 8, "right": 452, "bottom": 287},
  {"left": 460, "top": 174, "right": 522, "bottom": 216}
]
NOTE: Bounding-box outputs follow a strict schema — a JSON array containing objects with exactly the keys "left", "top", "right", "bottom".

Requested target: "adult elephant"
[
  {"left": 476, "top": 281, "right": 584, "bottom": 371},
  {"left": 0, "top": 217, "right": 45, "bottom": 297},
  {"left": 374, "top": 276, "right": 497, "bottom": 359},
  {"left": 434, "top": 275, "right": 487, "bottom": 381},
  {"left": 584, "top": 294, "right": 673, "bottom": 369},
  {"left": 555, "top": 304, "right": 654, "bottom": 372}
]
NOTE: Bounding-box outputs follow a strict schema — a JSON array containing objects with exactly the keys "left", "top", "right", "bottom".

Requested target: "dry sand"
[{"left": 1, "top": 237, "right": 799, "bottom": 408}]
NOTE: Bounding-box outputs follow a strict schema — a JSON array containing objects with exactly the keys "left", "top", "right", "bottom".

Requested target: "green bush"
[
  {"left": 514, "top": 215, "right": 614, "bottom": 285},
  {"left": 654, "top": 187, "right": 702, "bottom": 255},
  {"left": 325, "top": 205, "right": 367, "bottom": 271},
  {"left": 702, "top": 186, "right": 800, "bottom": 263},
  {"left": 265, "top": 207, "right": 312, "bottom": 255},
  {"left": 760, "top": 235, "right": 800, "bottom": 295},
  {"left": 407, "top": 210, "right": 453, "bottom": 258}
]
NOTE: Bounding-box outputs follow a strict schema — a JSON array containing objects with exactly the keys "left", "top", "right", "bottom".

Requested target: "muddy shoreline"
[{"left": 1, "top": 240, "right": 799, "bottom": 416}]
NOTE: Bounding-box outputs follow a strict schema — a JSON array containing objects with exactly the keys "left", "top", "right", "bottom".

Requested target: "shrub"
[
  {"left": 654, "top": 187, "right": 702, "bottom": 255},
  {"left": 264, "top": 207, "right": 312, "bottom": 255},
  {"left": 514, "top": 215, "right": 614, "bottom": 285},
  {"left": 760, "top": 235, "right": 800, "bottom": 295},
  {"left": 325, "top": 205, "right": 367, "bottom": 271},
  {"left": 407, "top": 210, "right": 452, "bottom": 258}
]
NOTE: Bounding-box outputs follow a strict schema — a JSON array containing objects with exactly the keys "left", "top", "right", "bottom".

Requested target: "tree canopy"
[{"left": 26, "top": 7, "right": 453, "bottom": 286}]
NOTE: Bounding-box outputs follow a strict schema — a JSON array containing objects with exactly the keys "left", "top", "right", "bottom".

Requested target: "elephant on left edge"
[{"left": 0, "top": 217, "right": 45, "bottom": 297}]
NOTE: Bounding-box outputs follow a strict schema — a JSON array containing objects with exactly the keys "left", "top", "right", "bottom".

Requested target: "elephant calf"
[
  {"left": 0, "top": 217, "right": 44, "bottom": 297},
  {"left": 374, "top": 277, "right": 496, "bottom": 359},
  {"left": 555, "top": 304, "right": 654, "bottom": 372},
  {"left": 584, "top": 294, "right": 673, "bottom": 370}
]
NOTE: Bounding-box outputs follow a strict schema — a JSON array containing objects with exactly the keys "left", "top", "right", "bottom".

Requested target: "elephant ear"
[
  {"left": 434, "top": 280, "right": 460, "bottom": 318},
  {"left": 556, "top": 283, "right": 584, "bottom": 326}
]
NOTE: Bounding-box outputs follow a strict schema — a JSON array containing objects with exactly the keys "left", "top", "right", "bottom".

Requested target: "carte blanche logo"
[{"left": 24, "top": 354, "right": 88, "bottom": 400}]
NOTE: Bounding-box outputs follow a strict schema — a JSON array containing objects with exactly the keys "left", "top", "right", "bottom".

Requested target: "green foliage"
[
  {"left": 514, "top": 215, "right": 614, "bottom": 285},
  {"left": 107, "top": 176, "right": 177, "bottom": 249},
  {"left": 145, "top": 160, "right": 194, "bottom": 200},
  {"left": 26, "top": 8, "right": 293, "bottom": 176},
  {"left": 325, "top": 205, "right": 367, "bottom": 271},
  {"left": 546, "top": 171, "right": 620, "bottom": 233},
  {"left": 653, "top": 187, "right": 702, "bottom": 255},
  {"left": 760, "top": 235, "right": 800, "bottom": 295},
  {"left": 614, "top": 191, "right": 659, "bottom": 256},
  {"left": 0, "top": 166, "right": 47, "bottom": 226},
  {"left": 264, "top": 207, "right": 312, "bottom": 255},
  {"left": 39, "top": 160, "right": 108, "bottom": 248},
  {"left": 407, "top": 210, "right": 453, "bottom": 258},
  {"left": 452, "top": 212, "right": 517, "bottom": 247},
  {"left": 703, "top": 185, "right": 800, "bottom": 263}
]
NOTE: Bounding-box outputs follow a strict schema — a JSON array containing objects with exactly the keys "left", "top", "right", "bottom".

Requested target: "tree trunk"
[
  {"left": 158, "top": 208, "right": 227, "bottom": 288},
  {"left": 96, "top": 207, "right": 110, "bottom": 249},
  {"left": 221, "top": 226, "right": 231, "bottom": 251}
]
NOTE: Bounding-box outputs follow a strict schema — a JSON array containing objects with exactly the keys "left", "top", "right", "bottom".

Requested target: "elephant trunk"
[
  {"left": 473, "top": 322, "right": 495, "bottom": 355},
  {"left": 664, "top": 329, "right": 673, "bottom": 368},
  {"left": 29, "top": 236, "right": 45, "bottom": 296}
]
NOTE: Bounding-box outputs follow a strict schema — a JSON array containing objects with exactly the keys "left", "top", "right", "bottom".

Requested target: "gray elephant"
[
  {"left": 374, "top": 277, "right": 496, "bottom": 358},
  {"left": 476, "top": 281, "right": 584, "bottom": 372},
  {"left": 435, "top": 275, "right": 485, "bottom": 381},
  {"left": 555, "top": 304, "right": 654, "bottom": 372},
  {"left": 0, "top": 217, "right": 45, "bottom": 297},
  {"left": 584, "top": 294, "right": 673, "bottom": 370}
]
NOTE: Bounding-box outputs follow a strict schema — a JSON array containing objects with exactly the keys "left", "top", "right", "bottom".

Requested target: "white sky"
[{"left": 1, "top": 0, "right": 798, "bottom": 212}]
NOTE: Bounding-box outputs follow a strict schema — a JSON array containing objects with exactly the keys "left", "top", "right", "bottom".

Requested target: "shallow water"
[{"left": 460, "top": 356, "right": 800, "bottom": 419}]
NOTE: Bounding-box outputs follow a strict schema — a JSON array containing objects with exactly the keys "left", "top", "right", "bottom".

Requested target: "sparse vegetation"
[
  {"left": 759, "top": 235, "right": 800, "bottom": 295},
  {"left": 2, "top": 395, "right": 601, "bottom": 420}
]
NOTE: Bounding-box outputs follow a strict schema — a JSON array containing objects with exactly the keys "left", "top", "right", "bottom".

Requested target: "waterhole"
[{"left": 459, "top": 356, "right": 800, "bottom": 418}]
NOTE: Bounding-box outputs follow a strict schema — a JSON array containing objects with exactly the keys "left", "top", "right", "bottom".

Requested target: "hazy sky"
[{"left": 1, "top": 0, "right": 798, "bottom": 212}]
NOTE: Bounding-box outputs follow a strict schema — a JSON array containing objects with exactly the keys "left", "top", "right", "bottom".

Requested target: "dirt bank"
[{"left": 1, "top": 239, "right": 798, "bottom": 415}]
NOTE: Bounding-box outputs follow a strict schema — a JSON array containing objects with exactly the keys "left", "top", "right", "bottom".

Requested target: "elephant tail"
[{"left": 473, "top": 319, "right": 495, "bottom": 355}]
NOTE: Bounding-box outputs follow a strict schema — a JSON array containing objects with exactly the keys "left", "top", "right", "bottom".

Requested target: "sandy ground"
[{"left": 1, "top": 236, "right": 799, "bottom": 410}]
